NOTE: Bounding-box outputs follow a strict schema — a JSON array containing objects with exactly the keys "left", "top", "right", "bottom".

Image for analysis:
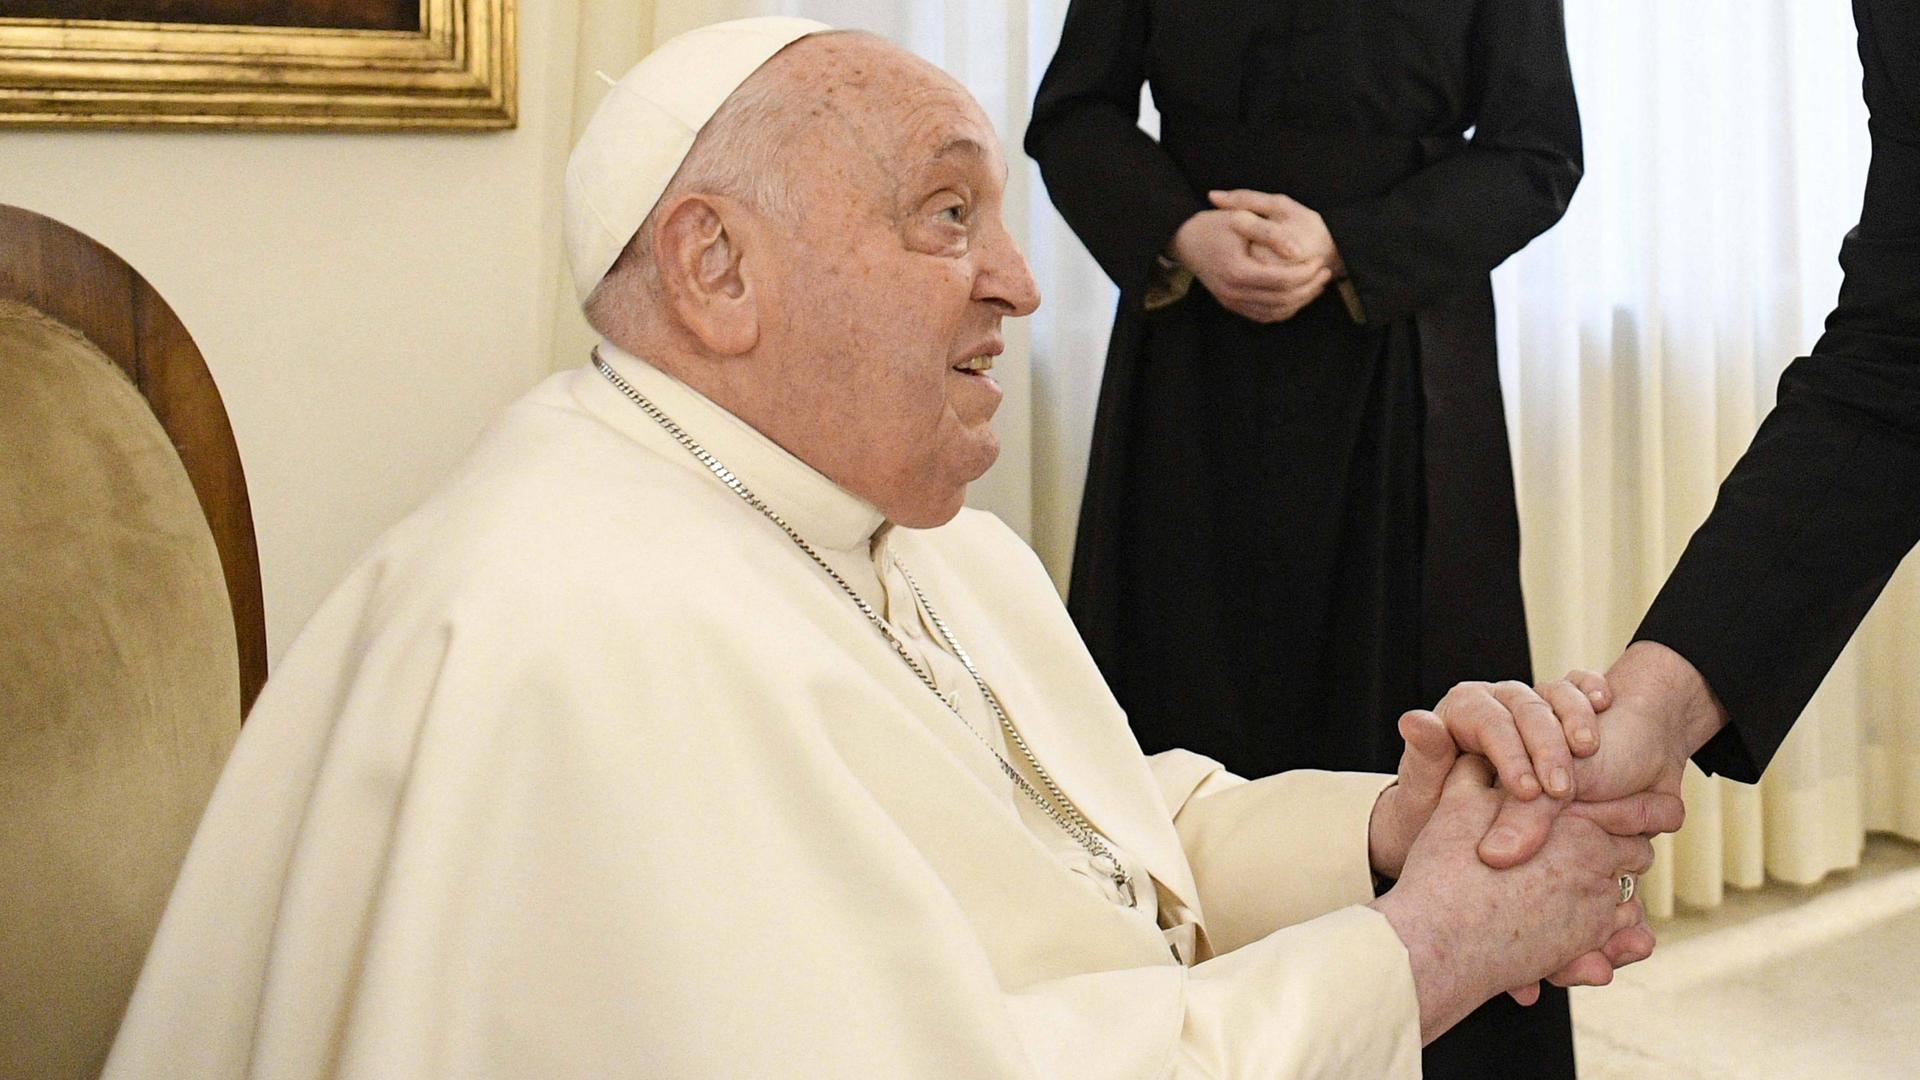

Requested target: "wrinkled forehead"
[{"left": 785, "top": 34, "right": 1004, "bottom": 187}]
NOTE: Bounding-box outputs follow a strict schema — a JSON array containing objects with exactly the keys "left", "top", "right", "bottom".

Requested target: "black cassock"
[{"left": 1028, "top": 1, "right": 1582, "bottom": 1075}]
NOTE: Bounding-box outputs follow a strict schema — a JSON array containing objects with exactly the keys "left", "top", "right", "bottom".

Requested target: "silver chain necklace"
[{"left": 593, "top": 351, "right": 1136, "bottom": 908}]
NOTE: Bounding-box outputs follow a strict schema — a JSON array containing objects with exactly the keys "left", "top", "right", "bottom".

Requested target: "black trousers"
[{"left": 1426, "top": 987, "right": 1575, "bottom": 1079}]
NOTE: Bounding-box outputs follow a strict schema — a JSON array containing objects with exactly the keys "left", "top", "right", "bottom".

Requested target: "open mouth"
[{"left": 952, "top": 355, "right": 996, "bottom": 376}]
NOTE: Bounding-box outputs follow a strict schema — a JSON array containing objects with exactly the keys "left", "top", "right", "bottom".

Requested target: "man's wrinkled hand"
[
  {"left": 1368, "top": 709, "right": 1461, "bottom": 881},
  {"left": 1516, "top": 787, "right": 1682, "bottom": 999},
  {"left": 1369, "top": 756, "right": 1658, "bottom": 1044},
  {"left": 1388, "top": 674, "right": 1682, "bottom": 1002}
]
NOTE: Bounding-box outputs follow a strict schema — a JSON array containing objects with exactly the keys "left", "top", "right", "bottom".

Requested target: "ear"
[{"left": 652, "top": 193, "right": 762, "bottom": 356}]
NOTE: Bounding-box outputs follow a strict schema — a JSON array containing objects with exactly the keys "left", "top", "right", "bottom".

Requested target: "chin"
[
  {"left": 890, "top": 489, "right": 970, "bottom": 530},
  {"left": 883, "top": 440, "right": 996, "bottom": 528}
]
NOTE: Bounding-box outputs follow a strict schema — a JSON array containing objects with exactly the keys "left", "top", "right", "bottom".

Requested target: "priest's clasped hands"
[
  {"left": 1361, "top": 668, "right": 1686, "bottom": 1042},
  {"left": 1167, "top": 188, "right": 1346, "bottom": 323}
]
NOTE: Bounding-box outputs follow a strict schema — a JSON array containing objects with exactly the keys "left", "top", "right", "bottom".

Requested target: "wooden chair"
[{"left": 0, "top": 204, "right": 266, "bottom": 1079}]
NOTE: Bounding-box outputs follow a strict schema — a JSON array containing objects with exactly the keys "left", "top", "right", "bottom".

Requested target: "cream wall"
[{"left": 0, "top": 1, "right": 596, "bottom": 663}]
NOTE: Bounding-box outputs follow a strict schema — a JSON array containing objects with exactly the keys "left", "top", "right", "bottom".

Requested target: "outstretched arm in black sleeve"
[{"left": 1635, "top": 0, "right": 1920, "bottom": 781}]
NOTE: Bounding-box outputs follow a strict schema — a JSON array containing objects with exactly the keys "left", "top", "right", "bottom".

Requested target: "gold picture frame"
[{"left": 0, "top": 0, "right": 515, "bottom": 129}]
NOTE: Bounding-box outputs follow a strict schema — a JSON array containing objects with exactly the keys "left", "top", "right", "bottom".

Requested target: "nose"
[{"left": 976, "top": 223, "right": 1041, "bottom": 317}]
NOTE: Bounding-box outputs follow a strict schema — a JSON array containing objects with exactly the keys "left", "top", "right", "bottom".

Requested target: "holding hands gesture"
[
  {"left": 1370, "top": 754, "right": 1663, "bottom": 1043},
  {"left": 1366, "top": 665, "right": 1689, "bottom": 1036}
]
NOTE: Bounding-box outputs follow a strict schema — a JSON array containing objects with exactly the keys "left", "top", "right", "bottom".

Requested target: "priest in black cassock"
[{"left": 1027, "top": 1, "right": 1584, "bottom": 1075}]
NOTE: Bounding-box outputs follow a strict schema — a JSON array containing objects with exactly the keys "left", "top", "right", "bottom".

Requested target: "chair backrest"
[{"left": 0, "top": 205, "right": 265, "bottom": 1080}]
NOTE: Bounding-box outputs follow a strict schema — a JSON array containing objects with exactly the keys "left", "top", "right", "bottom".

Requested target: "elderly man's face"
[{"left": 756, "top": 37, "right": 1040, "bottom": 528}]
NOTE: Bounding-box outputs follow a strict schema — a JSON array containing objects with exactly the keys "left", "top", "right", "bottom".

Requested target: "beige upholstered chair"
[{"left": 0, "top": 205, "right": 266, "bottom": 1080}]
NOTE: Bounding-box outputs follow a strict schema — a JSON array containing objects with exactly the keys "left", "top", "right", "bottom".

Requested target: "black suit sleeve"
[
  {"left": 1318, "top": 0, "right": 1583, "bottom": 323},
  {"left": 1636, "top": 0, "right": 1920, "bottom": 782},
  {"left": 1026, "top": 0, "right": 1211, "bottom": 311}
]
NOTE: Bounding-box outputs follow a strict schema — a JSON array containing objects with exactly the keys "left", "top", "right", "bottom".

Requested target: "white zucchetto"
[{"left": 563, "top": 16, "right": 832, "bottom": 304}]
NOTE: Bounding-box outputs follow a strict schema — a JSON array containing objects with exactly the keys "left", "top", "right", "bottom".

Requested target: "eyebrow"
[
  {"left": 922, "top": 136, "right": 1008, "bottom": 183},
  {"left": 930, "top": 137, "right": 987, "bottom": 162}
]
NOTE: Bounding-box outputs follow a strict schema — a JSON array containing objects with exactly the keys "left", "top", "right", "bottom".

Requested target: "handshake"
[{"left": 1360, "top": 642, "right": 1715, "bottom": 1044}]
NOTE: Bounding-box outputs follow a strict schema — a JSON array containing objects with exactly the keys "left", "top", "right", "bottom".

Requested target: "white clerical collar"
[{"left": 591, "top": 341, "right": 888, "bottom": 552}]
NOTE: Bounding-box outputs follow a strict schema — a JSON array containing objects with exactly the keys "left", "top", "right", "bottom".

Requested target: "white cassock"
[{"left": 104, "top": 343, "right": 1421, "bottom": 1079}]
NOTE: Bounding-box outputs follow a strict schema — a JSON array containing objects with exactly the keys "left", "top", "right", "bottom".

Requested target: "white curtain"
[
  {"left": 1495, "top": 0, "right": 1920, "bottom": 917},
  {"left": 567, "top": 0, "right": 1920, "bottom": 916}
]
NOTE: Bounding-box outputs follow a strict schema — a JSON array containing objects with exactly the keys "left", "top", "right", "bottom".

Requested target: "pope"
[{"left": 104, "top": 19, "right": 1671, "bottom": 1079}]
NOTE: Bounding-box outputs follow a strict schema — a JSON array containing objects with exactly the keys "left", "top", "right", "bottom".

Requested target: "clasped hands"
[
  {"left": 1167, "top": 189, "right": 1344, "bottom": 323},
  {"left": 1362, "top": 661, "right": 1694, "bottom": 1044}
]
